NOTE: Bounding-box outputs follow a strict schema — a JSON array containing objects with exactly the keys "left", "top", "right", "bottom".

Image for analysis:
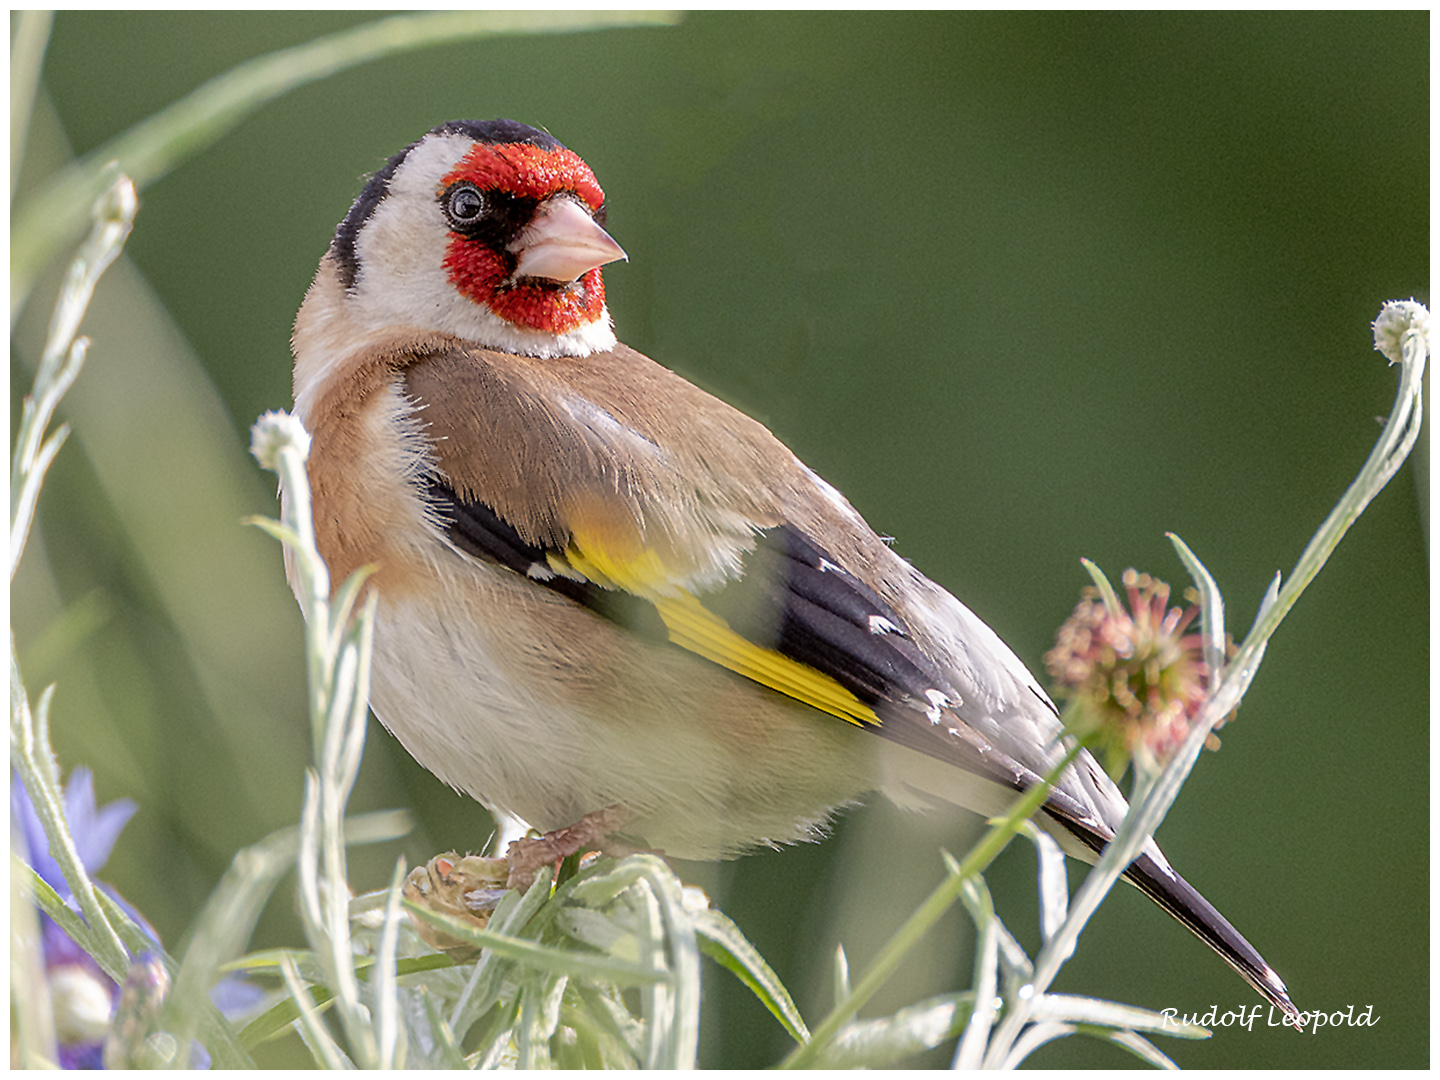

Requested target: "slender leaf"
[
  {"left": 819, "top": 992, "right": 974, "bottom": 1069},
  {"left": 278, "top": 953, "right": 350, "bottom": 1069},
  {"left": 1033, "top": 992, "right": 1210, "bottom": 1039},
  {"left": 953, "top": 878, "right": 1000, "bottom": 1069},
  {"left": 402, "top": 900, "right": 666, "bottom": 987},
  {"left": 695, "top": 907, "right": 809, "bottom": 1044},
  {"left": 996, "top": 1019, "right": 1080, "bottom": 1068},
  {"left": 372, "top": 857, "right": 409, "bottom": 1068},
  {"left": 1079, "top": 1025, "right": 1183, "bottom": 1069},
  {"left": 416, "top": 987, "right": 469, "bottom": 1070},
  {"left": 1021, "top": 821, "right": 1070, "bottom": 947}
]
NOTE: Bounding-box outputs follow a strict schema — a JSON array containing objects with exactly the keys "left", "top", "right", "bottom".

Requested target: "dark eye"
[{"left": 443, "top": 184, "right": 485, "bottom": 225}]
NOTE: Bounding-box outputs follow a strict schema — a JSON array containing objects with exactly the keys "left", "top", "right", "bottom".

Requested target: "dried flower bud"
[
  {"left": 1045, "top": 569, "right": 1224, "bottom": 776},
  {"left": 403, "top": 852, "right": 511, "bottom": 956}
]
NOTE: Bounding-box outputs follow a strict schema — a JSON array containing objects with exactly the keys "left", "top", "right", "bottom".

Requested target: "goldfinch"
[{"left": 287, "top": 119, "right": 1297, "bottom": 1023}]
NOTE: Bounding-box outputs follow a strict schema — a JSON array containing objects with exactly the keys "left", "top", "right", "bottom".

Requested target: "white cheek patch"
[{"left": 347, "top": 132, "right": 617, "bottom": 358}]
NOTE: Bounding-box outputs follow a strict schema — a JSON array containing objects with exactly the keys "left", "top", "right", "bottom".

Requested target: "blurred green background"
[{"left": 12, "top": 11, "right": 1427, "bottom": 1068}]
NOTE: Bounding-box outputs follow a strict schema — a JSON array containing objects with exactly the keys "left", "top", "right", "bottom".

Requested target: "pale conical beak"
[{"left": 509, "top": 196, "right": 627, "bottom": 283}]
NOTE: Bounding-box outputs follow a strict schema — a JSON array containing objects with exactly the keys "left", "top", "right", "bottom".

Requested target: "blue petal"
[
  {"left": 11, "top": 768, "right": 138, "bottom": 891},
  {"left": 58, "top": 1041, "right": 106, "bottom": 1070},
  {"left": 62, "top": 768, "right": 137, "bottom": 874},
  {"left": 11, "top": 771, "right": 63, "bottom": 890},
  {"left": 210, "top": 973, "right": 266, "bottom": 1017}
]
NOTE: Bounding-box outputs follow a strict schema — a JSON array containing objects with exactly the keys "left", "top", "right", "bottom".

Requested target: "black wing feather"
[
  {"left": 708, "top": 525, "right": 957, "bottom": 712},
  {"left": 427, "top": 479, "right": 667, "bottom": 640}
]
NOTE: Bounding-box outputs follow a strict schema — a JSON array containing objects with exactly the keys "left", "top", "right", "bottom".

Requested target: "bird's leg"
[{"left": 504, "top": 804, "right": 635, "bottom": 890}]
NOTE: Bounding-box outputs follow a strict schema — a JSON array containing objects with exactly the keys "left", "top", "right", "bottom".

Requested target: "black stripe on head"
[
  {"left": 328, "top": 119, "right": 565, "bottom": 290},
  {"left": 329, "top": 136, "right": 422, "bottom": 291},
  {"left": 432, "top": 118, "right": 563, "bottom": 152}
]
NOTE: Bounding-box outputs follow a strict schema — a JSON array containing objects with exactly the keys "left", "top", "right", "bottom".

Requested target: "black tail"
[
  {"left": 1123, "top": 850, "right": 1301, "bottom": 1028},
  {"left": 1045, "top": 807, "right": 1302, "bottom": 1028}
]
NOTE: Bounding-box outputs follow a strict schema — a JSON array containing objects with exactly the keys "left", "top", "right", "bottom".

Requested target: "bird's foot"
[{"left": 505, "top": 804, "right": 634, "bottom": 891}]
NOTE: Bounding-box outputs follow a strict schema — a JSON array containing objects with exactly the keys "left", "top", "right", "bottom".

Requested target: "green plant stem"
[
  {"left": 781, "top": 742, "right": 1082, "bottom": 1069},
  {"left": 400, "top": 902, "right": 667, "bottom": 987},
  {"left": 9, "top": 664, "right": 124, "bottom": 977},
  {"left": 9, "top": 175, "right": 138, "bottom": 989},
  {"left": 11, "top": 853, "right": 59, "bottom": 1067},
  {"left": 373, "top": 856, "right": 409, "bottom": 1069},
  {"left": 251, "top": 412, "right": 398, "bottom": 1066},
  {"left": 9, "top": 9, "right": 53, "bottom": 198},
  {"left": 10, "top": 175, "right": 135, "bottom": 578},
  {"left": 1232, "top": 322, "right": 1427, "bottom": 678},
  {"left": 278, "top": 953, "right": 350, "bottom": 1069},
  {"left": 980, "top": 738, "right": 1191, "bottom": 1064}
]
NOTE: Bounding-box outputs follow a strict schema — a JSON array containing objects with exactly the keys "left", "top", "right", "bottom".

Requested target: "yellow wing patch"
[
  {"left": 654, "top": 592, "right": 880, "bottom": 728},
  {"left": 564, "top": 530, "right": 674, "bottom": 594},
  {"left": 564, "top": 529, "right": 880, "bottom": 729}
]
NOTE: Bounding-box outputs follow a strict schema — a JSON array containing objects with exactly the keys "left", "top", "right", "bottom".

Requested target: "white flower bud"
[
  {"left": 1372, "top": 299, "right": 1429, "bottom": 366},
  {"left": 50, "top": 963, "right": 114, "bottom": 1043},
  {"left": 249, "top": 409, "right": 311, "bottom": 470}
]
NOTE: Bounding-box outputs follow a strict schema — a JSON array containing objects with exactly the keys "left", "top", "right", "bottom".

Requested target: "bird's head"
[{"left": 315, "top": 119, "right": 627, "bottom": 359}]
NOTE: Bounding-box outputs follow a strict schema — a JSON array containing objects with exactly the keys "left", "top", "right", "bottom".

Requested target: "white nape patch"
[
  {"left": 348, "top": 131, "right": 616, "bottom": 358},
  {"left": 867, "top": 614, "right": 901, "bottom": 636}
]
